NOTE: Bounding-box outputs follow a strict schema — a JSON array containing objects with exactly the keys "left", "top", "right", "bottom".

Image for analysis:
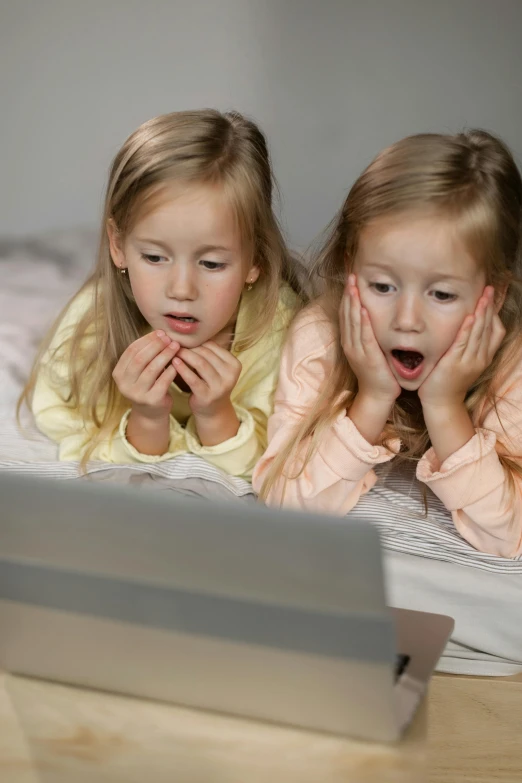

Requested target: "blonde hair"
[
  {"left": 261, "top": 129, "right": 522, "bottom": 503},
  {"left": 19, "top": 109, "right": 299, "bottom": 466}
]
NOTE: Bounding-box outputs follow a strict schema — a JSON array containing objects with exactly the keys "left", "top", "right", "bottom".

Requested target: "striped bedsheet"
[{"left": 2, "top": 419, "right": 521, "bottom": 575}]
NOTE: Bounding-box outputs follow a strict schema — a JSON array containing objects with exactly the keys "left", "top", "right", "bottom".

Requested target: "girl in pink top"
[{"left": 253, "top": 129, "right": 522, "bottom": 558}]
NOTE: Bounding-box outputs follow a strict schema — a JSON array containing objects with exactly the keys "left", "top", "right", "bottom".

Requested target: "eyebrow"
[
  {"left": 196, "top": 244, "right": 233, "bottom": 254},
  {"left": 135, "top": 238, "right": 171, "bottom": 252},
  {"left": 362, "top": 262, "right": 469, "bottom": 283},
  {"left": 134, "top": 239, "right": 232, "bottom": 255}
]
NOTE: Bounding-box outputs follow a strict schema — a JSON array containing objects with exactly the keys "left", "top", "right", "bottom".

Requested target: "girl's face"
[
  {"left": 353, "top": 212, "right": 487, "bottom": 390},
  {"left": 108, "top": 182, "right": 259, "bottom": 348}
]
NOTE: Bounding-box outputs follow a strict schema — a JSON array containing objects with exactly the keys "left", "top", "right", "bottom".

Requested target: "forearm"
[
  {"left": 193, "top": 401, "right": 240, "bottom": 446},
  {"left": 253, "top": 406, "right": 395, "bottom": 511},
  {"left": 348, "top": 392, "right": 394, "bottom": 445},
  {"left": 422, "top": 402, "right": 475, "bottom": 464},
  {"left": 126, "top": 408, "right": 171, "bottom": 455},
  {"left": 417, "top": 428, "right": 522, "bottom": 557}
]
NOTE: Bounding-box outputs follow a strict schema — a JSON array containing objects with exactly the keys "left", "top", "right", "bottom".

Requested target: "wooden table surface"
[
  {"left": 0, "top": 672, "right": 426, "bottom": 783},
  {"left": 429, "top": 672, "right": 522, "bottom": 783},
  {"left": 4, "top": 668, "right": 521, "bottom": 782}
]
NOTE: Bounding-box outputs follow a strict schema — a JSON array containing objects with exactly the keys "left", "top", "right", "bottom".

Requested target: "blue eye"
[
  {"left": 141, "top": 253, "right": 165, "bottom": 264},
  {"left": 201, "top": 260, "right": 226, "bottom": 271}
]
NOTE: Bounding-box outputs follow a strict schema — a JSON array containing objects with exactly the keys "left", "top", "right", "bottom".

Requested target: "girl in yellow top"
[{"left": 20, "top": 110, "right": 298, "bottom": 479}]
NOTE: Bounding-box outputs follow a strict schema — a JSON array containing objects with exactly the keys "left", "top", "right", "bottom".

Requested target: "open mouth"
[
  {"left": 391, "top": 349, "right": 424, "bottom": 370},
  {"left": 390, "top": 349, "right": 425, "bottom": 381}
]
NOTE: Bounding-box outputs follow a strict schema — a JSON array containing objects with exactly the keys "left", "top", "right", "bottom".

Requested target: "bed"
[{"left": 1, "top": 228, "right": 521, "bottom": 678}]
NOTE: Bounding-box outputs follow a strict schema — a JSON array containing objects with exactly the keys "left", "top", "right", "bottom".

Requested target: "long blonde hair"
[
  {"left": 261, "top": 129, "right": 522, "bottom": 502},
  {"left": 19, "top": 109, "right": 299, "bottom": 465}
]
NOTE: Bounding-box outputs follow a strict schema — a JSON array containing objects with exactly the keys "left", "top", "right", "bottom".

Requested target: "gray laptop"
[{"left": 0, "top": 472, "right": 453, "bottom": 742}]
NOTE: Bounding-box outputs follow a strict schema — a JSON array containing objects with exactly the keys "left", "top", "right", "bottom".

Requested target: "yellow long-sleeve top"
[{"left": 32, "top": 284, "right": 297, "bottom": 479}]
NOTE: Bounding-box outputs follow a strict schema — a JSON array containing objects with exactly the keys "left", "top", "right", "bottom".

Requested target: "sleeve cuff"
[
  {"left": 118, "top": 409, "right": 187, "bottom": 463},
  {"left": 317, "top": 410, "right": 400, "bottom": 480},
  {"left": 416, "top": 429, "right": 506, "bottom": 510},
  {"left": 185, "top": 405, "right": 255, "bottom": 456}
]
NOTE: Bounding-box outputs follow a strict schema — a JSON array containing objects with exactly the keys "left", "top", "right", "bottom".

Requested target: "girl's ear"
[
  {"left": 246, "top": 264, "right": 261, "bottom": 284},
  {"left": 107, "top": 219, "right": 126, "bottom": 270}
]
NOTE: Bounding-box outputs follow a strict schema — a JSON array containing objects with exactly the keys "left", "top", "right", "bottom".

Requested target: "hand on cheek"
[
  {"left": 418, "top": 286, "right": 505, "bottom": 408},
  {"left": 339, "top": 274, "right": 400, "bottom": 446},
  {"left": 340, "top": 274, "right": 401, "bottom": 404},
  {"left": 419, "top": 286, "right": 506, "bottom": 465}
]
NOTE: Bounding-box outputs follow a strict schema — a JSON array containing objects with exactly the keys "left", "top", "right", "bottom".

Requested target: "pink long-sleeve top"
[{"left": 252, "top": 305, "right": 522, "bottom": 558}]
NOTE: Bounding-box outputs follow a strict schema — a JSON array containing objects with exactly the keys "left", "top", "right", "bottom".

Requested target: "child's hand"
[
  {"left": 418, "top": 287, "right": 505, "bottom": 409},
  {"left": 174, "top": 341, "right": 242, "bottom": 418},
  {"left": 112, "top": 331, "right": 180, "bottom": 419},
  {"left": 173, "top": 341, "right": 242, "bottom": 446},
  {"left": 340, "top": 274, "right": 401, "bottom": 404}
]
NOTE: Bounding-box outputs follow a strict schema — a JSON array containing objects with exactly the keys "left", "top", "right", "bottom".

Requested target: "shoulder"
[
  {"left": 257, "top": 299, "right": 339, "bottom": 401},
  {"left": 277, "top": 300, "right": 338, "bottom": 392},
  {"left": 271, "top": 283, "right": 300, "bottom": 330},
  {"left": 53, "top": 283, "right": 95, "bottom": 337},
  {"left": 286, "top": 299, "right": 337, "bottom": 356},
  {"left": 45, "top": 281, "right": 96, "bottom": 358},
  {"left": 258, "top": 288, "right": 336, "bottom": 355},
  {"left": 238, "top": 283, "right": 299, "bottom": 357},
  {"left": 487, "top": 342, "right": 522, "bottom": 403},
  {"left": 477, "top": 342, "right": 522, "bottom": 438}
]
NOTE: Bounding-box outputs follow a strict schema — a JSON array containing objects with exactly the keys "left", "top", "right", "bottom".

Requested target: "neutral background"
[{"left": 2, "top": 0, "right": 522, "bottom": 249}]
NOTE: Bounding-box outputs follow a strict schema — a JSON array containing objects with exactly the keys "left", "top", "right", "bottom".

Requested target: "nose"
[
  {"left": 166, "top": 262, "right": 198, "bottom": 302},
  {"left": 392, "top": 292, "right": 424, "bottom": 333}
]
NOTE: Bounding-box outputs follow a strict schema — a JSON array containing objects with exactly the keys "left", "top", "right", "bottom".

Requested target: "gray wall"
[{"left": 2, "top": 0, "right": 522, "bottom": 249}]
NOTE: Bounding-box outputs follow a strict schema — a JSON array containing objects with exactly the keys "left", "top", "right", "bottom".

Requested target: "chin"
[
  {"left": 393, "top": 373, "right": 423, "bottom": 392},
  {"left": 168, "top": 333, "right": 206, "bottom": 349},
  {"left": 398, "top": 380, "right": 422, "bottom": 391}
]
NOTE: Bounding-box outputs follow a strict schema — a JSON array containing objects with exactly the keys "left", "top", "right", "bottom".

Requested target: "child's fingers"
[
  {"left": 149, "top": 363, "right": 178, "bottom": 401},
  {"left": 177, "top": 349, "right": 219, "bottom": 387},
  {"left": 348, "top": 280, "right": 363, "bottom": 352},
  {"left": 192, "top": 344, "right": 241, "bottom": 387},
  {"left": 449, "top": 313, "right": 475, "bottom": 356},
  {"left": 183, "top": 344, "right": 230, "bottom": 375},
  {"left": 121, "top": 333, "right": 176, "bottom": 381},
  {"left": 477, "top": 298, "right": 496, "bottom": 362},
  {"left": 114, "top": 339, "right": 175, "bottom": 389},
  {"left": 340, "top": 274, "right": 370, "bottom": 359},
  {"left": 483, "top": 292, "right": 495, "bottom": 332},
  {"left": 360, "top": 307, "right": 376, "bottom": 349},
  {"left": 124, "top": 330, "right": 171, "bottom": 362},
  {"left": 199, "top": 341, "right": 235, "bottom": 364},
  {"left": 137, "top": 344, "right": 180, "bottom": 391},
  {"left": 114, "top": 334, "right": 158, "bottom": 379},
  {"left": 463, "top": 290, "right": 492, "bottom": 360},
  {"left": 339, "top": 286, "right": 352, "bottom": 347},
  {"left": 173, "top": 357, "right": 206, "bottom": 393}
]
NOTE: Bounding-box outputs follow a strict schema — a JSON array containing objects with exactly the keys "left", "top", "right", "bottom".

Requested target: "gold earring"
[
  {"left": 246, "top": 279, "right": 253, "bottom": 291},
  {"left": 119, "top": 266, "right": 127, "bottom": 276}
]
